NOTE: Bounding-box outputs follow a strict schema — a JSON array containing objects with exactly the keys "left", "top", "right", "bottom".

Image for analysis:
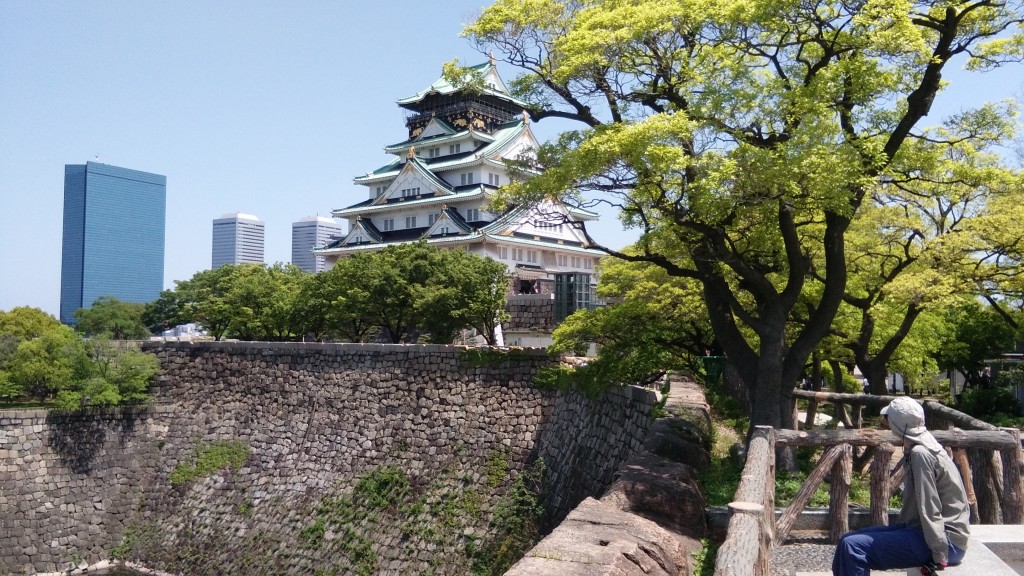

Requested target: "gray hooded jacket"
[{"left": 882, "top": 397, "right": 970, "bottom": 563}]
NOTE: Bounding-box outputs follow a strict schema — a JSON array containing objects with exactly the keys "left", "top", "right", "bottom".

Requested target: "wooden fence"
[{"left": 714, "top": 394, "right": 1024, "bottom": 576}]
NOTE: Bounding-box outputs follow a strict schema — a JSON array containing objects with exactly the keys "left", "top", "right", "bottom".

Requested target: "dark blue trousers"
[{"left": 832, "top": 525, "right": 965, "bottom": 576}]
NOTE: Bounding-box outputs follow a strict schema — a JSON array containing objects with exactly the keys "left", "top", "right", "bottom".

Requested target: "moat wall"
[{"left": 0, "top": 342, "right": 656, "bottom": 575}]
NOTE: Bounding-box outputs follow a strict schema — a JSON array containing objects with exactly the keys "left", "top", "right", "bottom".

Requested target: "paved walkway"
[{"left": 770, "top": 526, "right": 1024, "bottom": 576}]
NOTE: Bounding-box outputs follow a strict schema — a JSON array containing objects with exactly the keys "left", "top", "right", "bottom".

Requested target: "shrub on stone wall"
[{"left": 169, "top": 440, "right": 250, "bottom": 485}]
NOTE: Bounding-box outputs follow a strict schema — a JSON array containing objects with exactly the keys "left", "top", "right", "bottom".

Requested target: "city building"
[
  {"left": 291, "top": 216, "right": 344, "bottom": 273},
  {"left": 315, "top": 59, "right": 603, "bottom": 344},
  {"left": 60, "top": 162, "right": 166, "bottom": 325},
  {"left": 212, "top": 213, "right": 264, "bottom": 268}
]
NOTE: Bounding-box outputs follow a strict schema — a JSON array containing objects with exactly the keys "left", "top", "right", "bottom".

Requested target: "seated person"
[{"left": 832, "top": 397, "right": 970, "bottom": 576}]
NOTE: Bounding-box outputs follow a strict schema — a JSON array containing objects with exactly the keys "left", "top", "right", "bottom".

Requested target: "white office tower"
[
  {"left": 291, "top": 216, "right": 344, "bottom": 273},
  {"left": 212, "top": 212, "right": 265, "bottom": 268}
]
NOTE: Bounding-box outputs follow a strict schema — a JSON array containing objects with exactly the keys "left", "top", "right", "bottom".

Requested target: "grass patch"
[
  {"left": 775, "top": 446, "right": 872, "bottom": 508},
  {"left": 353, "top": 465, "right": 411, "bottom": 510},
  {"left": 169, "top": 439, "right": 249, "bottom": 485},
  {"left": 691, "top": 538, "right": 719, "bottom": 576}
]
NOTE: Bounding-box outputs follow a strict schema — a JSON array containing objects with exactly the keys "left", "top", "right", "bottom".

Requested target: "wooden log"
[
  {"left": 775, "top": 428, "right": 1019, "bottom": 450},
  {"left": 971, "top": 448, "right": 1001, "bottom": 524},
  {"left": 830, "top": 443, "right": 853, "bottom": 543},
  {"left": 852, "top": 404, "right": 863, "bottom": 429},
  {"left": 853, "top": 445, "right": 875, "bottom": 474},
  {"left": 888, "top": 459, "right": 905, "bottom": 501},
  {"left": 870, "top": 444, "right": 894, "bottom": 526},
  {"left": 715, "top": 510, "right": 764, "bottom": 576},
  {"left": 717, "top": 426, "right": 776, "bottom": 576},
  {"left": 835, "top": 402, "right": 854, "bottom": 429},
  {"left": 1000, "top": 428, "right": 1024, "bottom": 524},
  {"left": 775, "top": 444, "right": 846, "bottom": 544},
  {"left": 763, "top": 428, "right": 777, "bottom": 549},
  {"left": 921, "top": 400, "right": 997, "bottom": 431},
  {"left": 789, "top": 390, "right": 996, "bottom": 431},
  {"left": 805, "top": 398, "right": 819, "bottom": 431},
  {"left": 952, "top": 448, "right": 979, "bottom": 523},
  {"left": 791, "top": 389, "right": 894, "bottom": 408},
  {"left": 735, "top": 427, "right": 775, "bottom": 503}
]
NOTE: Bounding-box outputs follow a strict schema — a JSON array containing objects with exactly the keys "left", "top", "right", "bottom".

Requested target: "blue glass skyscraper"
[{"left": 60, "top": 162, "right": 166, "bottom": 325}]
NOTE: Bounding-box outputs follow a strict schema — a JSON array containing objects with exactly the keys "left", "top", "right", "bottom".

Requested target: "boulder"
[
  {"left": 504, "top": 497, "right": 695, "bottom": 576},
  {"left": 643, "top": 418, "right": 711, "bottom": 472},
  {"left": 600, "top": 452, "right": 707, "bottom": 540}
]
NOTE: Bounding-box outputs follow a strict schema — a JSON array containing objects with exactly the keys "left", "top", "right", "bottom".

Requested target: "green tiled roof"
[
  {"left": 395, "top": 62, "right": 530, "bottom": 110},
  {"left": 383, "top": 128, "right": 494, "bottom": 154},
  {"left": 332, "top": 188, "right": 487, "bottom": 217},
  {"left": 354, "top": 121, "right": 529, "bottom": 184}
]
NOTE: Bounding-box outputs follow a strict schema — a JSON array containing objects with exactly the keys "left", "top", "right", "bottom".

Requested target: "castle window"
[
  {"left": 428, "top": 213, "right": 440, "bottom": 225},
  {"left": 460, "top": 173, "right": 475, "bottom": 186},
  {"left": 405, "top": 216, "right": 417, "bottom": 228},
  {"left": 557, "top": 254, "right": 567, "bottom": 267},
  {"left": 527, "top": 250, "right": 538, "bottom": 264},
  {"left": 498, "top": 246, "right": 508, "bottom": 259},
  {"left": 488, "top": 173, "right": 500, "bottom": 186},
  {"left": 383, "top": 218, "right": 395, "bottom": 231},
  {"left": 429, "top": 147, "right": 439, "bottom": 158},
  {"left": 466, "top": 208, "right": 480, "bottom": 222},
  {"left": 449, "top": 143, "right": 461, "bottom": 154},
  {"left": 401, "top": 187, "right": 420, "bottom": 197}
]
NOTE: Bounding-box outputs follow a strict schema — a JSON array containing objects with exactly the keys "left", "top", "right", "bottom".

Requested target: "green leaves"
[
  {"left": 468, "top": 0, "right": 1022, "bottom": 428},
  {"left": 152, "top": 244, "right": 511, "bottom": 345},
  {"left": 73, "top": 296, "right": 150, "bottom": 340},
  {"left": 0, "top": 308, "right": 159, "bottom": 409}
]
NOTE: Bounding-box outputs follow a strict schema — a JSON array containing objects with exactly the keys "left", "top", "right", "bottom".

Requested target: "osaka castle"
[{"left": 317, "top": 60, "right": 603, "bottom": 305}]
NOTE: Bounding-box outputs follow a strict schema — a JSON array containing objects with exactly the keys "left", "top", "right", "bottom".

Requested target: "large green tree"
[
  {"left": 825, "top": 107, "right": 1019, "bottom": 394},
  {"left": 73, "top": 296, "right": 150, "bottom": 340},
  {"left": 5, "top": 323, "right": 85, "bottom": 402},
  {"left": 465, "top": 0, "right": 1023, "bottom": 430},
  {"left": 51, "top": 337, "right": 160, "bottom": 411},
  {"left": 933, "top": 300, "right": 1019, "bottom": 386},
  {"left": 416, "top": 248, "right": 511, "bottom": 345},
  {"left": 224, "top": 264, "right": 307, "bottom": 341},
  {"left": 295, "top": 256, "right": 379, "bottom": 342},
  {"left": 146, "top": 265, "right": 243, "bottom": 340}
]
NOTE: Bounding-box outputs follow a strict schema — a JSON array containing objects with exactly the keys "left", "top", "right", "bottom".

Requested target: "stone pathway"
[{"left": 771, "top": 538, "right": 912, "bottom": 576}]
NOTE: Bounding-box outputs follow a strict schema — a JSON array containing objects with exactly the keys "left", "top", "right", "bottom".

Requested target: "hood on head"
[{"left": 881, "top": 397, "right": 943, "bottom": 454}]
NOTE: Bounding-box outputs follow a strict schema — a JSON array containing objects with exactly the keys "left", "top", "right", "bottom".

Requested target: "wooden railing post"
[
  {"left": 830, "top": 443, "right": 852, "bottom": 543},
  {"left": 952, "top": 448, "right": 979, "bottom": 523},
  {"left": 999, "top": 428, "right": 1024, "bottom": 524},
  {"left": 870, "top": 443, "right": 893, "bottom": 526},
  {"left": 775, "top": 444, "right": 846, "bottom": 544},
  {"left": 764, "top": 427, "right": 776, "bottom": 547},
  {"left": 715, "top": 426, "right": 775, "bottom": 576}
]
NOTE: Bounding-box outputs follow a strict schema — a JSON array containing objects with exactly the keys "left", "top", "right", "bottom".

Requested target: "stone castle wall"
[
  {"left": 0, "top": 342, "right": 655, "bottom": 575},
  {"left": 504, "top": 295, "right": 555, "bottom": 332}
]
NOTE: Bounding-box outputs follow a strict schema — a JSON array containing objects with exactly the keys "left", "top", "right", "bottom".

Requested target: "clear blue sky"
[{"left": 0, "top": 2, "right": 1020, "bottom": 317}]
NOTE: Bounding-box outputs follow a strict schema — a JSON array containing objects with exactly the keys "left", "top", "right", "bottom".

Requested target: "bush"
[
  {"left": 170, "top": 440, "right": 250, "bottom": 485},
  {"left": 959, "top": 385, "right": 1022, "bottom": 421}
]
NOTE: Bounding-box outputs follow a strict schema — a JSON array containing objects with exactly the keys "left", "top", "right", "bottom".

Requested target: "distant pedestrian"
[{"left": 832, "top": 397, "right": 970, "bottom": 576}]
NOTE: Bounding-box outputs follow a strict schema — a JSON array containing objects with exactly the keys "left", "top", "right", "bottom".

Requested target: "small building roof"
[{"left": 215, "top": 212, "right": 263, "bottom": 222}]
